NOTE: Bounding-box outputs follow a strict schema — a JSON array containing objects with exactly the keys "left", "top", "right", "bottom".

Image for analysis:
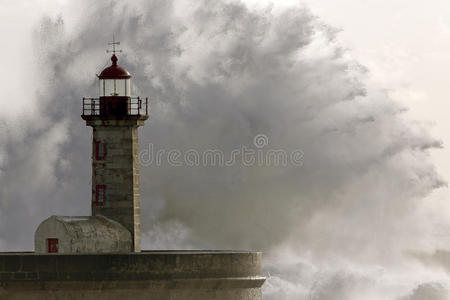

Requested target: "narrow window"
[
  {"left": 95, "top": 141, "right": 107, "bottom": 160},
  {"left": 95, "top": 184, "right": 106, "bottom": 206},
  {"left": 47, "top": 238, "right": 59, "bottom": 253}
]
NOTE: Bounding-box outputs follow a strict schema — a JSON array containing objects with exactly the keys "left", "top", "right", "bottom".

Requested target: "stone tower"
[{"left": 82, "top": 51, "right": 148, "bottom": 252}]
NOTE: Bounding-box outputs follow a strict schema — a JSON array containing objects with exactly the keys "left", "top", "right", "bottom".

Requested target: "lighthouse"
[
  {"left": 34, "top": 40, "right": 148, "bottom": 253},
  {"left": 81, "top": 45, "right": 148, "bottom": 252}
]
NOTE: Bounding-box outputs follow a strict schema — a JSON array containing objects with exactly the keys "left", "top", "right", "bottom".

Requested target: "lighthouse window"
[
  {"left": 99, "top": 80, "right": 105, "bottom": 97},
  {"left": 95, "top": 185, "right": 106, "bottom": 206},
  {"left": 95, "top": 141, "right": 107, "bottom": 160},
  {"left": 104, "top": 79, "right": 117, "bottom": 96},
  {"left": 100, "top": 79, "right": 130, "bottom": 97},
  {"left": 47, "top": 238, "right": 59, "bottom": 253}
]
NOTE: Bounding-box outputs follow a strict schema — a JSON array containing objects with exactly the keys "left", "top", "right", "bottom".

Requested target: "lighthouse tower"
[{"left": 81, "top": 42, "right": 148, "bottom": 252}]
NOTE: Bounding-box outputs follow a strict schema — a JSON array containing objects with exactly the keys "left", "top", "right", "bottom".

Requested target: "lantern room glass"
[{"left": 99, "top": 79, "right": 131, "bottom": 97}]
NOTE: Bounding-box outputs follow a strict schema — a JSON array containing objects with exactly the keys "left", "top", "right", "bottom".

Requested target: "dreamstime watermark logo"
[
  {"left": 139, "top": 134, "right": 304, "bottom": 167},
  {"left": 253, "top": 134, "right": 269, "bottom": 148}
]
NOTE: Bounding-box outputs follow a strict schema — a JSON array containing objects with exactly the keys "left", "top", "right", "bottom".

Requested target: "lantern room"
[
  {"left": 81, "top": 41, "right": 148, "bottom": 119},
  {"left": 98, "top": 54, "right": 131, "bottom": 97}
]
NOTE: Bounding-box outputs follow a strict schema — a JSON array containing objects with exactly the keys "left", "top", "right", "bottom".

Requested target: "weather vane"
[{"left": 107, "top": 34, "right": 122, "bottom": 55}]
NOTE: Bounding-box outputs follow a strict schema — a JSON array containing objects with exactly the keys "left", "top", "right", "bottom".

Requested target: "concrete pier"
[{"left": 0, "top": 250, "right": 265, "bottom": 300}]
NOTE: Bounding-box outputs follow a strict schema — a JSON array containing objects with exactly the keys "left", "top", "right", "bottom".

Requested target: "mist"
[{"left": 1, "top": 0, "right": 449, "bottom": 298}]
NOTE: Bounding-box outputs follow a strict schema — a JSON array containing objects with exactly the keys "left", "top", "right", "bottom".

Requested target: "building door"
[{"left": 47, "top": 238, "right": 59, "bottom": 253}]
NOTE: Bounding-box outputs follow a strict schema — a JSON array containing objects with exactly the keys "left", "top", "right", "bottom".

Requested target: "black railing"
[{"left": 82, "top": 97, "right": 148, "bottom": 116}]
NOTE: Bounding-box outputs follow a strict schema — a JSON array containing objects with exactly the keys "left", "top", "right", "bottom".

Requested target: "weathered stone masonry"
[
  {"left": 88, "top": 118, "right": 146, "bottom": 252},
  {"left": 0, "top": 251, "right": 265, "bottom": 300}
]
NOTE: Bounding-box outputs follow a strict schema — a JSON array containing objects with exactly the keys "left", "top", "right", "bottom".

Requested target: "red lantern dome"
[{"left": 98, "top": 54, "right": 131, "bottom": 79}]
